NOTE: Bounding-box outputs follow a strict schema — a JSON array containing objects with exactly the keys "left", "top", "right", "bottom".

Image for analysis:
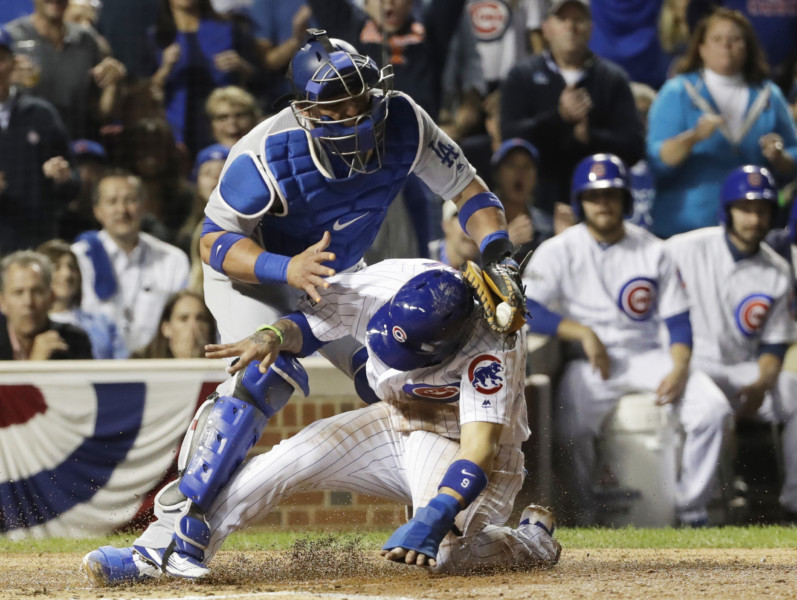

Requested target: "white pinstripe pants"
[{"left": 137, "top": 403, "right": 559, "bottom": 572}]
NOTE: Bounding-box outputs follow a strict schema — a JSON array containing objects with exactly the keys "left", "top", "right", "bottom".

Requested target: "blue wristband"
[
  {"left": 254, "top": 251, "right": 291, "bottom": 284},
  {"left": 438, "top": 459, "right": 488, "bottom": 507},
  {"left": 479, "top": 230, "right": 510, "bottom": 254},
  {"left": 457, "top": 192, "right": 503, "bottom": 235},
  {"left": 208, "top": 232, "right": 245, "bottom": 274}
]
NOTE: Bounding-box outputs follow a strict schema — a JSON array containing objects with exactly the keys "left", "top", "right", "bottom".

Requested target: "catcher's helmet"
[
  {"left": 366, "top": 268, "right": 476, "bottom": 371},
  {"left": 289, "top": 29, "right": 393, "bottom": 175},
  {"left": 719, "top": 165, "right": 778, "bottom": 225},
  {"left": 570, "top": 153, "right": 633, "bottom": 219}
]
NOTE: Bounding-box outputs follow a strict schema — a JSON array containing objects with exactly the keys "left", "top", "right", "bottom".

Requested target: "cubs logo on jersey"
[
  {"left": 735, "top": 293, "right": 773, "bottom": 338},
  {"left": 618, "top": 277, "right": 657, "bottom": 321},
  {"left": 468, "top": 354, "right": 504, "bottom": 394},
  {"left": 402, "top": 383, "right": 461, "bottom": 403}
]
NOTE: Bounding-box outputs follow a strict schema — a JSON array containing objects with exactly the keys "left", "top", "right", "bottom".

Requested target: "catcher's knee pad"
[
  {"left": 351, "top": 346, "right": 379, "bottom": 405},
  {"left": 237, "top": 353, "right": 310, "bottom": 418},
  {"left": 179, "top": 355, "right": 309, "bottom": 512}
]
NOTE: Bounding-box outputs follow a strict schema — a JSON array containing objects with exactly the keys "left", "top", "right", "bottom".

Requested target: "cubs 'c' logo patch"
[
  {"left": 589, "top": 162, "right": 606, "bottom": 179},
  {"left": 748, "top": 172, "right": 762, "bottom": 187},
  {"left": 402, "top": 383, "right": 461, "bottom": 403},
  {"left": 468, "top": 354, "right": 504, "bottom": 395},
  {"left": 618, "top": 277, "right": 657, "bottom": 321},
  {"left": 735, "top": 294, "right": 773, "bottom": 337},
  {"left": 392, "top": 325, "right": 407, "bottom": 343},
  {"left": 468, "top": 1, "right": 510, "bottom": 42}
]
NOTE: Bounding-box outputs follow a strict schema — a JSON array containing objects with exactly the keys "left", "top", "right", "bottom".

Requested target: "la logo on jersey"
[
  {"left": 468, "top": 354, "right": 504, "bottom": 394},
  {"left": 735, "top": 293, "right": 773, "bottom": 337},
  {"left": 402, "top": 383, "right": 460, "bottom": 402},
  {"left": 618, "top": 277, "right": 657, "bottom": 321}
]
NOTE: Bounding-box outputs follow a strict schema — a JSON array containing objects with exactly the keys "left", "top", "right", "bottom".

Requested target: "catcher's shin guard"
[{"left": 179, "top": 354, "right": 309, "bottom": 512}]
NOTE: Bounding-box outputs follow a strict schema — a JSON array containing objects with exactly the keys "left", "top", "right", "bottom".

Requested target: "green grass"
[{"left": 2, "top": 526, "right": 796, "bottom": 554}]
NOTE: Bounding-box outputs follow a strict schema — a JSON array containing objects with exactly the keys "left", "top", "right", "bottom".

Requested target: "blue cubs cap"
[
  {"left": 192, "top": 143, "right": 230, "bottom": 179},
  {"left": 71, "top": 139, "right": 107, "bottom": 161},
  {"left": 0, "top": 28, "right": 14, "bottom": 53},
  {"left": 491, "top": 138, "right": 540, "bottom": 169},
  {"left": 366, "top": 268, "right": 475, "bottom": 371},
  {"left": 718, "top": 165, "right": 777, "bottom": 225}
]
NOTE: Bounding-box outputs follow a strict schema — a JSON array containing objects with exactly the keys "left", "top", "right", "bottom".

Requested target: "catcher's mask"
[
  {"left": 289, "top": 29, "right": 394, "bottom": 175},
  {"left": 366, "top": 268, "right": 476, "bottom": 371}
]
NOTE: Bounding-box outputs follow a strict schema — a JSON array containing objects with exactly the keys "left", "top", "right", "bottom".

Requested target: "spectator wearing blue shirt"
[
  {"left": 147, "top": 0, "right": 259, "bottom": 156},
  {"left": 249, "top": 0, "right": 313, "bottom": 111},
  {"left": 647, "top": 9, "right": 797, "bottom": 238}
]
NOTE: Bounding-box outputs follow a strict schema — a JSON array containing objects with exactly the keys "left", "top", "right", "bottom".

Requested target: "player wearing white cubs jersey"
[
  {"left": 82, "top": 259, "right": 559, "bottom": 584},
  {"left": 666, "top": 165, "right": 797, "bottom": 519},
  {"left": 522, "top": 154, "right": 732, "bottom": 527}
]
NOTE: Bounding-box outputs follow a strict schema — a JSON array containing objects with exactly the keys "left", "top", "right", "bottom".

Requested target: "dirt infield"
[{"left": 2, "top": 545, "right": 797, "bottom": 600}]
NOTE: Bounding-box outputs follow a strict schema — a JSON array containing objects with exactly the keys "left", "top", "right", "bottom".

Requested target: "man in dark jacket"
[
  {"left": 0, "top": 250, "right": 92, "bottom": 360},
  {"left": 0, "top": 27, "right": 77, "bottom": 254},
  {"left": 500, "top": 0, "right": 644, "bottom": 219}
]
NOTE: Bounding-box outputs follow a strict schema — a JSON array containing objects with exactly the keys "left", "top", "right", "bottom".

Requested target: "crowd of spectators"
[{"left": 2, "top": 0, "right": 797, "bottom": 525}]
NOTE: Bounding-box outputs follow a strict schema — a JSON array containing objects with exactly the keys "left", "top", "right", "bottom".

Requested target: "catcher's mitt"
[{"left": 461, "top": 259, "right": 527, "bottom": 335}]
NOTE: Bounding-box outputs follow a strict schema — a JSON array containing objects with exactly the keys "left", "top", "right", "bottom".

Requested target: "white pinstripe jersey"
[
  {"left": 666, "top": 226, "right": 796, "bottom": 364},
  {"left": 523, "top": 222, "right": 689, "bottom": 351},
  {"left": 297, "top": 259, "right": 530, "bottom": 447}
]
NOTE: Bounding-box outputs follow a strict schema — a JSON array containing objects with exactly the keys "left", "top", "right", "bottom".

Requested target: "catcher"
[{"left": 82, "top": 259, "right": 555, "bottom": 584}]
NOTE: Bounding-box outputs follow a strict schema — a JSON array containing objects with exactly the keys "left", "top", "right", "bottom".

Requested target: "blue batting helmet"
[
  {"left": 289, "top": 29, "right": 394, "bottom": 175},
  {"left": 570, "top": 153, "right": 633, "bottom": 219},
  {"left": 366, "top": 268, "right": 476, "bottom": 371},
  {"left": 719, "top": 165, "right": 778, "bottom": 225}
]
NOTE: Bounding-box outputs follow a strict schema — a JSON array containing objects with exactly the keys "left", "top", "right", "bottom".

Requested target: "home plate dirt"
[{"left": 2, "top": 546, "right": 796, "bottom": 600}]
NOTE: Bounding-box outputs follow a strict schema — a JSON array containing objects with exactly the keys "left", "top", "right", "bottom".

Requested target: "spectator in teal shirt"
[{"left": 646, "top": 8, "right": 797, "bottom": 238}]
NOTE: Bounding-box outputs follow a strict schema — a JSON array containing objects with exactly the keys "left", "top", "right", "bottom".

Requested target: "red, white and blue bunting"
[{"left": 0, "top": 362, "right": 223, "bottom": 539}]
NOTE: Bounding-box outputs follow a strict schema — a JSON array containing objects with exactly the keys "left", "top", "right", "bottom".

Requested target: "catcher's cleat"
[
  {"left": 82, "top": 546, "right": 161, "bottom": 587},
  {"left": 163, "top": 550, "right": 211, "bottom": 579},
  {"left": 133, "top": 546, "right": 210, "bottom": 579},
  {"left": 519, "top": 504, "right": 556, "bottom": 536},
  {"left": 137, "top": 544, "right": 211, "bottom": 580}
]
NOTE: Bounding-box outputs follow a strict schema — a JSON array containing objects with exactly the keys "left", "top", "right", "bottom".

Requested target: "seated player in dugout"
[
  {"left": 82, "top": 260, "right": 555, "bottom": 583},
  {"left": 521, "top": 153, "right": 732, "bottom": 527}
]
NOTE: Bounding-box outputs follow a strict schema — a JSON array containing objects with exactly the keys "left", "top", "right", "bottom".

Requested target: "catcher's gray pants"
[{"left": 137, "top": 403, "right": 559, "bottom": 572}]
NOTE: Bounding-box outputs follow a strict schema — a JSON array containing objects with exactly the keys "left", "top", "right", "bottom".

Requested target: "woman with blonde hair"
[{"left": 205, "top": 85, "right": 261, "bottom": 148}]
